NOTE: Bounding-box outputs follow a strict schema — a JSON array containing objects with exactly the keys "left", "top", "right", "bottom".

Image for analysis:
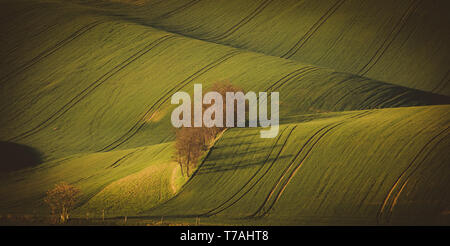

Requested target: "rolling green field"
[
  {"left": 0, "top": 0, "right": 448, "bottom": 225},
  {"left": 75, "top": 0, "right": 450, "bottom": 96}
]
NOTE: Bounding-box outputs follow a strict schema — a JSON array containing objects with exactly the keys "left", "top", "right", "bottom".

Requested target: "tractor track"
[
  {"left": 0, "top": 20, "right": 106, "bottom": 85},
  {"left": 258, "top": 66, "right": 320, "bottom": 106},
  {"left": 108, "top": 149, "right": 143, "bottom": 169},
  {"left": 282, "top": 0, "right": 346, "bottom": 59},
  {"left": 331, "top": 79, "right": 376, "bottom": 109},
  {"left": 359, "top": 0, "right": 421, "bottom": 75},
  {"left": 377, "top": 125, "right": 450, "bottom": 224},
  {"left": 357, "top": 85, "right": 399, "bottom": 109},
  {"left": 8, "top": 34, "right": 176, "bottom": 142},
  {"left": 266, "top": 67, "right": 320, "bottom": 93},
  {"left": 377, "top": 89, "right": 410, "bottom": 108},
  {"left": 200, "top": 125, "right": 294, "bottom": 217},
  {"left": 250, "top": 111, "right": 373, "bottom": 218},
  {"left": 210, "top": 0, "right": 273, "bottom": 41}
]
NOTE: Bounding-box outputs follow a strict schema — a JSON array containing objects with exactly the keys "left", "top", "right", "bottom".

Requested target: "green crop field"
[{"left": 0, "top": 0, "right": 448, "bottom": 226}]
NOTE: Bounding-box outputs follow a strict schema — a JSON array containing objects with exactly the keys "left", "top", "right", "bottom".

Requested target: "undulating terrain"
[{"left": 0, "top": 0, "right": 449, "bottom": 225}]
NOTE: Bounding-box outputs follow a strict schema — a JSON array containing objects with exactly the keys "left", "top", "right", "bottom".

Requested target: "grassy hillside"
[
  {"left": 79, "top": 0, "right": 450, "bottom": 96},
  {"left": 0, "top": 142, "right": 177, "bottom": 214},
  {"left": 0, "top": 0, "right": 448, "bottom": 225},
  {"left": 144, "top": 106, "right": 450, "bottom": 225},
  {"left": 1, "top": 0, "right": 447, "bottom": 161}
]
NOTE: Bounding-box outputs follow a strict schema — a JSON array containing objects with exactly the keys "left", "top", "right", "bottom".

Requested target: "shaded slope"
[{"left": 86, "top": 0, "right": 450, "bottom": 95}]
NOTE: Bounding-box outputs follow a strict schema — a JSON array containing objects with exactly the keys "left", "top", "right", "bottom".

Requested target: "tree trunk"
[
  {"left": 60, "top": 206, "right": 67, "bottom": 223},
  {"left": 179, "top": 161, "right": 184, "bottom": 177},
  {"left": 186, "top": 162, "right": 190, "bottom": 177},
  {"left": 186, "top": 144, "right": 191, "bottom": 177}
]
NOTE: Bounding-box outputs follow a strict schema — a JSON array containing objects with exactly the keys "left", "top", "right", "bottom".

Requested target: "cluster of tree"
[
  {"left": 174, "top": 81, "right": 243, "bottom": 177},
  {"left": 44, "top": 182, "right": 81, "bottom": 223}
]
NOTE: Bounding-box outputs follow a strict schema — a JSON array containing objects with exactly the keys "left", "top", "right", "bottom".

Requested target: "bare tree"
[
  {"left": 174, "top": 127, "right": 204, "bottom": 176},
  {"left": 44, "top": 182, "right": 81, "bottom": 223},
  {"left": 174, "top": 81, "right": 244, "bottom": 177}
]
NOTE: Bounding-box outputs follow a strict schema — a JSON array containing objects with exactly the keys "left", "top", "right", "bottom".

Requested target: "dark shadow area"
[
  {"left": 198, "top": 155, "right": 292, "bottom": 175},
  {"left": 0, "top": 141, "right": 42, "bottom": 172},
  {"left": 206, "top": 144, "right": 283, "bottom": 161}
]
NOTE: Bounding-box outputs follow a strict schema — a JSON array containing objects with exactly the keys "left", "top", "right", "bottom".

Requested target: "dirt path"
[{"left": 170, "top": 164, "right": 179, "bottom": 194}]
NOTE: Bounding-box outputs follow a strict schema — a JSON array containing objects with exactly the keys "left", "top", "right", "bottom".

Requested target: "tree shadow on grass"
[
  {"left": 0, "top": 141, "right": 42, "bottom": 172},
  {"left": 197, "top": 155, "right": 292, "bottom": 175}
]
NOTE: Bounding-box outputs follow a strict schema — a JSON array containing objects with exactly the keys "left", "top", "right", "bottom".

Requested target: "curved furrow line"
[
  {"left": 383, "top": 130, "right": 450, "bottom": 223},
  {"left": 357, "top": 85, "right": 399, "bottom": 109},
  {"left": 201, "top": 125, "right": 294, "bottom": 217},
  {"left": 153, "top": 0, "right": 202, "bottom": 21},
  {"left": 309, "top": 75, "right": 356, "bottom": 107},
  {"left": 250, "top": 111, "right": 373, "bottom": 218},
  {"left": 264, "top": 66, "right": 313, "bottom": 93},
  {"left": 258, "top": 111, "right": 375, "bottom": 217},
  {"left": 331, "top": 78, "right": 375, "bottom": 109},
  {"left": 259, "top": 66, "right": 320, "bottom": 106},
  {"left": 99, "top": 50, "right": 242, "bottom": 152},
  {"left": 270, "top": 67, "right": 320, "bottom": 93},
  {"left": 8, "top": 35, "right": 176, "bottom": 142},
  {"left": 377, "top": 126, "right": 450, "bottom": 224},
  {"left": 251, "top": 123, "right": 342, "bottom": 218},
  {"left": 4, "top": 33, "right": 173, "bottom": 127},
  {"left": 359, "top": 0, "right": 421, "bottom": 75},
  {"left": 107, "top": 149, "right": 143, "bottom": 169},
  {"left": 377, "top": 89, "right": 410, "bottom": 108},
  {"left": 249, "top": 124, "right": 335, "bottom": 217},
  {"left": 210, "top": 0, "right": 273, "bottom": 41},
  {"left": 282, "top": 0, "right": 346, "bottom": 59},
  {"left": 0, "top": 20, "right": 105, "bottom": 85}
]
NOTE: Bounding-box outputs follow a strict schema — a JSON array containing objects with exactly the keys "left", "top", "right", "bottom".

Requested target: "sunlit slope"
[
  {"left": 76, "top": 159, "right": 186, "bottom": 217},
  {"left": 0, "top": 142, "right": 178, "bottom": 215},
  {"left": 0, "top": 0, "right": 449, "bottom": 225},
  {"left": 93, "top": 0, "right": 450, "bottom": 96},
  {"left": 144, "top": 106, "right": 450, "bottom": 225},
  {"left": 1, "top": 0, "right": 448, "bottom": 161}
]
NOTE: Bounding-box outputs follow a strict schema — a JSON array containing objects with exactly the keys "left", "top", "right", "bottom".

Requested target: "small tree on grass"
[
  {"left": 174, "top": 127, "right": 204, "bottom": 177},
  {"left": 44, "top": 182, "right": 81, "bottom": 223}
]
